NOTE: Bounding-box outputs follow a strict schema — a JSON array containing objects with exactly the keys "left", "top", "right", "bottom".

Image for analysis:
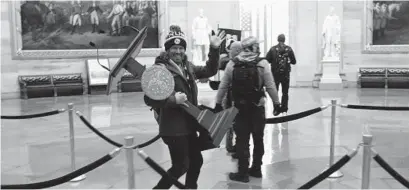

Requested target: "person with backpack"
[
  {"left": 220, "top": 41, "right": 243, "bottom": 155},
  {"left": 144, "top": 25, "right": 225, "bottom": 189},
  {"left": 213, "top": 36, "right": 281, "bottom": 182},
  {"left": 266, "top": 34, "right": 297, "bottom": 114}
]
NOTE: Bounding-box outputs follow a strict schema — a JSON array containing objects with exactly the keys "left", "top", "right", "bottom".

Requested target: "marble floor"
[{"left": 1, "top": 86, "right": 409, "bottom": 189}]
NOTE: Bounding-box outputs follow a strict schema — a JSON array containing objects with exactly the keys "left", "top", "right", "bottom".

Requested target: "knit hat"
[
  {"left": 164, "top": 25, "right": 187, "bottom": 51},
  {"left": 241, "top": 36, "right": 263, "bottom": 49}
]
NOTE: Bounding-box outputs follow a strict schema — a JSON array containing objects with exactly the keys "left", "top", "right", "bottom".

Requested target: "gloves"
[
  {"left": 273, "top": 103, "right": 281, "bottom": 116},
  {"left": 214, "top": 103, "right": 223, "bottom": 113}
]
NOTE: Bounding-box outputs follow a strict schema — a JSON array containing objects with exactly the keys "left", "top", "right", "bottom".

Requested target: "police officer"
[
  {"left": 214, "top": 37, "right": 281, "bottom": 182},
  {"left": 266, "top": 34, "right": 297, "bottom": 113}
]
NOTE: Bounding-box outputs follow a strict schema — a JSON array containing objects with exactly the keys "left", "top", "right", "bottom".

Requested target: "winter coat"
[{"left": 144, "top": 47, "right": 220, "bottom": 136}]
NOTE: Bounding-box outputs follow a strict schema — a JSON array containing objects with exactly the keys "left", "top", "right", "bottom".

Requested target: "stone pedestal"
[{"left": 319, "top": 59, "right": 343, "bottom": 90}]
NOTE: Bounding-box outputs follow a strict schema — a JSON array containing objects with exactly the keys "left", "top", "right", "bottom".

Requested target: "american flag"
[{"left": 240, "top": 8, "right": 251, "bottom": 31}]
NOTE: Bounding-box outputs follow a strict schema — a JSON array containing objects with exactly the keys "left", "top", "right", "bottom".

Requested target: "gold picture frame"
[
  {"left": 9, "top": 0, "right": 169, "bottom": 60},
  {"left": 362, "top": 0, "right": 409, "bottom": 54}
]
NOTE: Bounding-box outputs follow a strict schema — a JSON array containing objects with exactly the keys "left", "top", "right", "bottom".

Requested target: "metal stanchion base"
[
  {"left": 322, "top": 168, "right": 343, "bottom": 178},
  {"left": 70, "top": 174, "right": 86, "bottom": 182},
  {"left": 328, "top": 170, "right": 343, "bottom": 178}
]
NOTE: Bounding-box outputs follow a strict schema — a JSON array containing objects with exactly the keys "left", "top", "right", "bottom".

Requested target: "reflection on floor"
[{"left": 1, "top": 87, "right": 409, "bottom": 189}]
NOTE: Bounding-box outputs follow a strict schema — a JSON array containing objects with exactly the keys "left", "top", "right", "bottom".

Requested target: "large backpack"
[
  {"left": 231, "top": 58, "right": 265, "bottom": 108},
  {"left": 275, "top": 46, "right": 292, "bottom": 74}
]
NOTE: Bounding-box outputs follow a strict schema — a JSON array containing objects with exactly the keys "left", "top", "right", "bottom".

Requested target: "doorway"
[{"left": 240, "top": 0, "right": 290, "bottom": 56}]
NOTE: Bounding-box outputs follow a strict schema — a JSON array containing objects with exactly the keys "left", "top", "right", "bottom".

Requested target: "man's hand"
[
  {"left": 209, "top": 30, "right": 226, "bottom": 48},
  {"left": 175, "top": 92, "right": 189, "bottom": 107}
]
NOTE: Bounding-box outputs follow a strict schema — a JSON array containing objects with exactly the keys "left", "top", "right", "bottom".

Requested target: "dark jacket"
[
  {"left": 265, "top": 44, "right": 296, "bottom": 74},
  {"left": 87, "top": 6, "right": 103, "bottom": 14},
  {"left": 144, "top": 47, "right": 220, "bottom": 136}
]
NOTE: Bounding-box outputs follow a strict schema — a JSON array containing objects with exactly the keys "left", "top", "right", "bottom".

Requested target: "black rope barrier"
[
  {"left": 76, "top": 112, "right": 160, "bottom": 149},
  {"left": 298, "top": 149, "right": 358, "bottom": 189},
  {"left": 1, "top": 148, "right": 121, "bottom": 189},
  {"left": 266, "top": 106, "right": 326, "bottom": 124},
  {"left": 373, "top": 154, "right": 409, "bottom": 188},
  {"left": 136, "top": 149, "right": 187, "bottom": 189},
  {"left": 342, "top": 104, "right": 409, "bottom": 111},
  {"left": 199, "top": 105, "right": 327, "bottom": 124},
  {"left": 77, "top": 112, "right": 185, "bottom": 188},
  {"left": 1, "top": 109, "right": 65, "bottom": 119}
]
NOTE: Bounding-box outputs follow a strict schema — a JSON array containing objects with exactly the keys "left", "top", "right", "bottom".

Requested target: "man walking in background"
[{"left": 266, "top": 34, "right": 296, "bottom": 114}]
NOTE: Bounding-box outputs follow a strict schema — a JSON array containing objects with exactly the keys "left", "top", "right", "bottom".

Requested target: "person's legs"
[
  {"left": 226, "top": 127, "right": 235, "bottom": 153},
  {"left": 225, "top": 91, "right": 236, "bottom": 153},
  {"left": 229, "top": 109, "right": 251, "bottom": 182},
  {"left": 249, "top": 106, "right": 266, "bottom": 178},
  {"left": 281, "top": 74, "right": 290, "bottom": 112},
  {"left": 274, "top": 74, "right": 281, "bottom": 92},
  {"left": 153, "top": 136, "right": 190, "bottom": 189},
  {"left": 185, "top": 134, "right": 204, "bottom": 189}
]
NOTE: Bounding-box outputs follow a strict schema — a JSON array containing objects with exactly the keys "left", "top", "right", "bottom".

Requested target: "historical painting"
[
  {"left": 20, "top": 0, "right": 159, "bottom": 50},
  {"left": 372, "top": 1, "right": 409, "bottom": 45}
]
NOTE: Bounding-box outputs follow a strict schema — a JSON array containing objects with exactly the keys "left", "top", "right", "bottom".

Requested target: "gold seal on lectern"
[{"left": 141, "top": 65, "right": 175, "bottom": 100}]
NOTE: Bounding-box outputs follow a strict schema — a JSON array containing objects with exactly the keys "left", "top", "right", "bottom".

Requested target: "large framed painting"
[
  {"left": 362, "top": 0, "right": 409, "bottom": 53},
  {"left": 9, "top": 0, "right": 169, "bottom": 59}
]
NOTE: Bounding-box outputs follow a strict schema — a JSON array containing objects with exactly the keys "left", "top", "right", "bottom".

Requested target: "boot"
[
  {"left": 71, "top": 25, "right": 76, "bottom": 34},
  {"left": 273, "top": 103, "right": 281, "bottom": 116},
  {"left": 248, "top": 167, "right": 262, "bottom": 178},
  {"left": 229, "top": 172, "right": 249, "bottom": 183},
  {"left": 280, "top": 106, "right": 288, "bottom": 113},
  {"left": 92, "top": 24, "right": 96, "bottom": 33}
]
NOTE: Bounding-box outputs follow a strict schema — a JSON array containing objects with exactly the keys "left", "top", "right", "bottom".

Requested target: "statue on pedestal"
[
  {"left": 321, "top": 6, "right": 341, "bottom": 61},
  {"left": 192, "top": 9, "right": 212, "bottom": 62}
]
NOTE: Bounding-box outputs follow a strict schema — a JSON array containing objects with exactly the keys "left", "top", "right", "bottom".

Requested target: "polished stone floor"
[{"left": 1, "top": 85, "right": 409, "bottom": 189}]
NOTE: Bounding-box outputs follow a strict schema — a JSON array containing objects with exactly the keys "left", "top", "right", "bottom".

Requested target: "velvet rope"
[
  {"left": 298, "top": 154, "right": 353, "bottom": 189},
  {"left": 373, "top": 154, "right": 409, "bottom": 188},
  {"left": 343, "top": 104, "right": 409, "bottom": 111},
  {"left": 1, "top": 148, "right": 120, "bottom": 189},
  {"left": 77, "top": 114, "right": 160, "bottom": 149},
  {"left": 1, "top": 109, "right": 64, "bottom": 119},
  {"left": 136, "top": 150, "right": 187, "bottom": 189},
  {"left": 266, "top": 107, "right": 323, "bottom": 124},
  {"left": 199, "top": 105, "right": 325, "bottom": 124}
]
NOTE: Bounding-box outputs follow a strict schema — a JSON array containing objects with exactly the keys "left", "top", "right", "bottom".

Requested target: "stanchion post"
[
  {"left": 125, "top": 136, "right": 135, "bottom": 189},
  {"left": 328, "top": 99, "right": 343, "bottom": 178},
  {"left": 361, "top": 134, "right": 373, "bottom": 189},
  {"left": 68, "top": 103, "right": 86, "bottom": 182}
]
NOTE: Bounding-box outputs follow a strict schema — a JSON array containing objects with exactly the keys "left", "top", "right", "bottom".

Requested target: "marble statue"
[
  {"left": 192, "top": 9, "right": 212, "bottom": 62},
  {"left": 321, "top": 6, "right": 341, "bottom": 60}
]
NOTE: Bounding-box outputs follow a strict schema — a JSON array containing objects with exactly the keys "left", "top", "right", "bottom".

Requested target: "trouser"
[
  {"left": 90, "top": 11, "right": 99, "bottom": 25},
  {"left": 274, "top": 73, "right": 290, "bottom": 111},
  {"left": 153, "top": 134, "right": 204, "bottom": 189},
  {"left": 234, "top": 105, "right": 266, "bottom": 174},
  {"left": 70, "top": 14, "right": 82, "bottom": 34},
  {"left": 71, "top": 14, "right": 82, "bottom": 26},
  {"left": 224, "top": 90, "right": 236, "bottom": 150},
  {"left": 111, "top": 15, "right": 121, "bottom": 35}
]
